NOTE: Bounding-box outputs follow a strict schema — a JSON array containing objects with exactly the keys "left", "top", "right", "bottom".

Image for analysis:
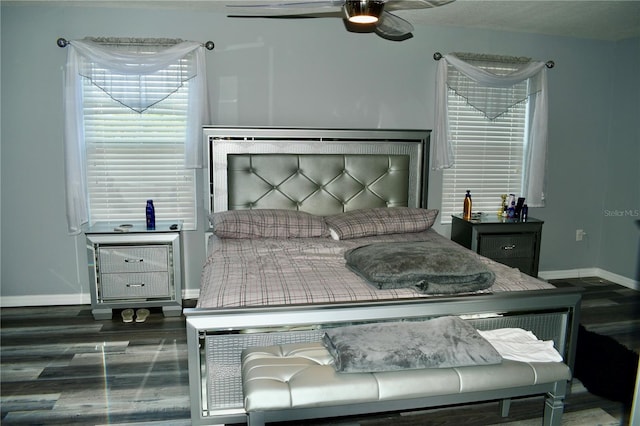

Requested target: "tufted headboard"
[{"left": 203, "top": 127, "right": 430, "bottom": 216}]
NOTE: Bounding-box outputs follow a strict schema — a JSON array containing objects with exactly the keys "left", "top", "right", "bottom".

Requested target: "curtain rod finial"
[
  {"left": 57, "top": 38, "right": 69, "bottom": 48},
  {"left": 546, "top": 60, "right": 555, "bottom": 69},
  {"left": 433, "top": 52, "right": 443, "bottom": 61},
  {"left": 205, "top": 41, "right": 215, "bottom": 50}
]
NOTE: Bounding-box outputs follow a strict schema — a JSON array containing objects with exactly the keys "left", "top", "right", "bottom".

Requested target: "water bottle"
[
  {"left": 146, "top": 200, "right": 156, "bottom": 230},
  {"left": 463, "top": 190, "right": 472, "bottom": 220}
]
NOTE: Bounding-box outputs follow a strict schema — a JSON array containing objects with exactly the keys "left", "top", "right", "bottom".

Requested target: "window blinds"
[
  {"left": 441, "top": 64, "right": 528, "bottom": 223},
  {"left": 82, "top": 65, "right": 196, "bottom": 229}
]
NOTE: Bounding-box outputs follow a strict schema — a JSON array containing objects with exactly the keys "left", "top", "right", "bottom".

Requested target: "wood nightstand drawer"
[
  {"left": 98, "top": 246, "right": 169, "bottom": 273},
  {"left": 101, "top": 272, "right": 170, "bottom": 299},
  {"left": 478, "top": 234, "right": 536, "bottom": 259},
  {"left": 450, "top": 214, "right": 543, "bottom": 277}
]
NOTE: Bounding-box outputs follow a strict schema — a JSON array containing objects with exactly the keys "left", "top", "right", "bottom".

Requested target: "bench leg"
[
  {"left": 248, "top": 411, "right": 266, "bottom": 426},
  {"left": 500, "top": 398, "right": 512, "bottom": 417},
  {"left": 543, "top": 381, "right": 567, "bottom": 426}
]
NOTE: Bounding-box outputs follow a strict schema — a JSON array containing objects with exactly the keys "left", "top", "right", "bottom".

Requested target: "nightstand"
[
  {"left": 85, "top": 221, "right": 183, "bottom": 320},
  {"left": 450, "top": 214, "right": 544, "bottom": 277}
]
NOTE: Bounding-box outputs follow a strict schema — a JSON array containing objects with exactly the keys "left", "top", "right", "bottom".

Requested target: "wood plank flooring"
[{"left": 1, "top": 277, "right": 638, "bottom": 425}]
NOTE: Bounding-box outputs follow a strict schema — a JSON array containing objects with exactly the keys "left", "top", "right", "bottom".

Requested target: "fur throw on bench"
[{"left": 322, "top": 316, "right": 502, "bottom": 373}]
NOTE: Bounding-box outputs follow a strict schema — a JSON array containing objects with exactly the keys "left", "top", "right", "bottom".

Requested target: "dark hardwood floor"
[{"left": 1, "top": 277, "right": 638, "bottom": 425}]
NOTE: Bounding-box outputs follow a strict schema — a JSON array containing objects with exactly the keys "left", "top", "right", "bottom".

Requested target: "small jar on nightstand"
[{"left": 85, "top": 221, "right": 183, "bottom": 320}]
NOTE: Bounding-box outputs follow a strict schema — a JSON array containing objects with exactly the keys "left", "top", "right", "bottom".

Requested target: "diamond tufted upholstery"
[
  {"left": 228, "top": 154, "right": 410, "bottom": 215},
  {"left": 242, "top": 342, "right": 571, "bottom": 426},
  {"left": 204, "top": 127, "right": 430, "bottom": 215}
]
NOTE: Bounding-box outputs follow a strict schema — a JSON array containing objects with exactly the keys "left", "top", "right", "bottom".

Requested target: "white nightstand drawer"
[
  {"left": 86, "top": 222, "right": 183, "bottom": 320},
  {"left": 101, "top": 272, "right": 170, "bottom": 299},
  {"left": 98, "top": 246, "right": 169, "bottom": 273}
]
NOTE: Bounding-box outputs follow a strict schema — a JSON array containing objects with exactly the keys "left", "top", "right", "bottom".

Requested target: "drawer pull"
[
  {"left": 126, "top": 283, "right": 146, "bottom": 288},
  {"left": 124, "top": 258, "right": 144, "bottom": 263},
  {"left": 502, "top": 244, "right": 516, "bottom": 250}
]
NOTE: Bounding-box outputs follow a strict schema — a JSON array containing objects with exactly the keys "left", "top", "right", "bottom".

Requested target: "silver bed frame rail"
[{"left": 185, "top": 287, "right": 582, "bottom": 425}]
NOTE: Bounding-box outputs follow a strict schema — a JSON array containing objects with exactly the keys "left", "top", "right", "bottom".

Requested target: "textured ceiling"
[
  {"left": 403, "top": 0, "right": 640, "bottom": 41},
  {"left": 9, "top": 0, "right": 640, "bottom": 41}
]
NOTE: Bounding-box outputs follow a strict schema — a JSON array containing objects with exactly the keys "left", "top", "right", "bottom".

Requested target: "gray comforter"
[{"left": 197, "top": 229, "right": 551, "bottom": 308}]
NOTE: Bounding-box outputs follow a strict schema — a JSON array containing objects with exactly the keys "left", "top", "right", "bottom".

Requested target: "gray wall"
[
  {"left": 599, "top": 37, "right": 640, "bottom": 282},
  {"left": 2, "top": 2, "right": 638, "bottom": 305}
]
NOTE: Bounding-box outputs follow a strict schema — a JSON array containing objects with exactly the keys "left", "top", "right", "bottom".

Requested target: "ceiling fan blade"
[
  {"left": 385, "top": 0, "right": 455, "bottom": 12},
  {"left": 413, "top": 0, "right": 456, "bottom": 7},
  {"left": 374, "top": 10, "right": 414, "bottom": 41},
  {"left": 225, "top": 0, "right": 344, "bottom": 16}
]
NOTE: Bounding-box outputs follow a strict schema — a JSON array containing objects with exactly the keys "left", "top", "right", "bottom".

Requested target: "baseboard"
[
  {"left": 1, "top": 293, "right": 92, "bottom": 308},
  {"left": 1, "top": 290, "right": 202, "bottom": 308},
  {"left": 183, "top": 288, "right": 200, "bottom": 300},
  {"left": 539, "top": 268, "right": 639, "bottom": 290},
  {"left": 538, "top": 267, "right": 602, "bottom": 280}
]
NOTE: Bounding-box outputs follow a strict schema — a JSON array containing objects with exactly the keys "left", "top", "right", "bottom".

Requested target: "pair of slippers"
[{"left": 121, "top": 308, "right": 150, "bottom": 323}]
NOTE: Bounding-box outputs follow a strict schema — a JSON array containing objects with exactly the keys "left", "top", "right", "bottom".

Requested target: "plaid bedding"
[{"left": 196, "top": 229, "right": 554, "bottom": 309}]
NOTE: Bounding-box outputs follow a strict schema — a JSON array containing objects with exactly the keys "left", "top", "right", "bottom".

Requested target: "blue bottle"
[
  {"left": 146, "top": 200, "right": 155, "bottom": 230},
  {"left": 507, "top": 196, "right": 516, "bottom": 218}
]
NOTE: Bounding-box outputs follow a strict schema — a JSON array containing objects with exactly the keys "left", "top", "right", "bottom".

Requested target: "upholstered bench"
[{"left": 242, "top": 342, "right": 571, "bottom": 426}]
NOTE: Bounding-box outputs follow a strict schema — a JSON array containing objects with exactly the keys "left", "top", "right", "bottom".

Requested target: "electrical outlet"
[{"left": 576, "top": 229, "right": 586, "bottom": 241}]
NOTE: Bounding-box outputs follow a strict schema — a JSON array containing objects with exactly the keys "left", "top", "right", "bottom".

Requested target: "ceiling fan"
[{"left": 226, "top": 0, "right": 456, "bottom": 41}]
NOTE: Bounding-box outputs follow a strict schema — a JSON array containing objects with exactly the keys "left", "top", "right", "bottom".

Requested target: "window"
[
  {"left": 441, "top": 70, "right": 529, "bottom": 222},
  {"left": 434, "top": 53, "right": 549, "bottom": 224},
  {"left": 83, "top": 71, "right": 196, "bottom": 229},
  {"left": 63, "top": 38, "right": 207, "bottom": 233}
]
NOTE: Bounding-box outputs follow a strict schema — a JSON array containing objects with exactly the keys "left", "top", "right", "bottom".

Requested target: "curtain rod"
[
  {"left": 56, "top": 37, "right": 215, "bottom": 50},
  {"left": 433, "top": 51, "right": 554, "bottom": 69}
]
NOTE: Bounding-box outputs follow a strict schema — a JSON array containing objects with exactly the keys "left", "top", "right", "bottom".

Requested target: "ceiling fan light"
[{"left": 344, "top": 0, "right": 384, "bottom": 24}]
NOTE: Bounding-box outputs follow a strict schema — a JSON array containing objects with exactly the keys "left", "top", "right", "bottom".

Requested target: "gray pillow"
[
  {"left": 210, "top": 209, "right": 329, "bottom": 239},
  {"left": 322, "top": 316, "right": 502, "bottom": 373}
]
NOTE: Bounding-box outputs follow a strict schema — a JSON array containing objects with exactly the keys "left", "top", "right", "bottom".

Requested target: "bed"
[{"left": 184, "top": 127, "right": 582, "bottom": 425}]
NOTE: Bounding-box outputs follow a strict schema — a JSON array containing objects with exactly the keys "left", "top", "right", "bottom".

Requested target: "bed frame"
[{"left": 185, "top": 127, "right": 582, "bottom": 425}]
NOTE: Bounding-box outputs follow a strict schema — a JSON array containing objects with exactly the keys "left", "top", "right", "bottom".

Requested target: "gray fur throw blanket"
[
  {"left": 323, "top": 316, "right": 503, "bottom": 373},
  {"left": 345, "top": 241, "right": 495, "bottom": 294}
]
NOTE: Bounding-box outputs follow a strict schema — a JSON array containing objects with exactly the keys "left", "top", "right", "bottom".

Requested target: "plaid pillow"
[
  {"left": 325, "top": 207, "right": 439, "bottom": 240},
  {"left": 210, "top": 209, "right": 330, "bottom": 239}
]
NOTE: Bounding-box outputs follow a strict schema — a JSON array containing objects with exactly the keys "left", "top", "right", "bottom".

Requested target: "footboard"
[{"left": 185, "top": 288, "right": 581, "bottom": 425}]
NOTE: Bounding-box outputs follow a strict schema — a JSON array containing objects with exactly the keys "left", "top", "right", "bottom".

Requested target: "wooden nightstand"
[
  {"left": 85, "top": 221, "right": 183, "bottom": 320},
  {"left": 450, "top": 214, "right": 544, "bottom": 277}
]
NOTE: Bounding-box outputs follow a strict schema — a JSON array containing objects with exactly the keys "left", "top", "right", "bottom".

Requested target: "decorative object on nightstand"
[
  {"left": 450, "top": 214, "right": 543, "bottom": 277},
  {"left": 498, "top": 194, "right": 507, "bottom": 216},
  {"left": 145, "top": 199, "right": 156, "bottom": 230},
  {"left": 85, "top": 221, "right": 183, "bottom": 320},
  {"left": 506, "top": 194, "right": 516, "bottom": 218},
  {"left": 463, "top": 190, "right": 472, "bottom": 220}
]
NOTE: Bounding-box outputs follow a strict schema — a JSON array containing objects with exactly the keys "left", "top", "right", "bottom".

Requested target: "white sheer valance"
[
  {"left": 63, "top": 38, "right": 209, "bottom": 234},
  {"left": 433, "top": 52, "right": 548, "bottom": 206},
  {"left": 74, "top": 39, "right": 199, "bottom": 113}
]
